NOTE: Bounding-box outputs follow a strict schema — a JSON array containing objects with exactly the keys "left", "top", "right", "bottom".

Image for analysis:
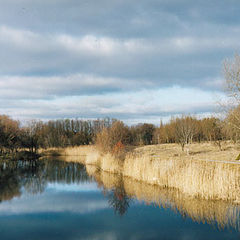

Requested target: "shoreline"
[{"left": 41, "top": 142, "right": 240, "bottom": 204}]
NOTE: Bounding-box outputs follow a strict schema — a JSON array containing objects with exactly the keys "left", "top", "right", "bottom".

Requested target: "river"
[{"left": 0, "top": 158, "right": 239, "bottom": 240}]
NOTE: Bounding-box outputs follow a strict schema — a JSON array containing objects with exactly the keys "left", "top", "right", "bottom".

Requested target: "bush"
[{"left": 96, "top": 121, "right": 131, "bottom": 158}]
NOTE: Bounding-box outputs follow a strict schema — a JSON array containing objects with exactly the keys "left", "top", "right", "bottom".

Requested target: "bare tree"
[
  {"left": 174, "top": 116, "right": 196, "bottom": 153},
  {"left": 224, "top": 54, "right": 240, "bottom": 140},
  {"left": 224, "top": 53, "right": 240, "bottom": 102}
]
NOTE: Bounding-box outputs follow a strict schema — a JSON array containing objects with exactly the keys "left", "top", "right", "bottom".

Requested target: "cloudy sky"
[{"left": 0, "top": 0, "right": 239, "bottom": 124}]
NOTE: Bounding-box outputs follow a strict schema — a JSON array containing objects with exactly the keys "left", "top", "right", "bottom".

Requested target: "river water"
[{"left": 0, "top": 158, "right": 239, "bottom": 240}]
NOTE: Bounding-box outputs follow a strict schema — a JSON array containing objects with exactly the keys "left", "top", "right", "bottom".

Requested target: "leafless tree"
[
  {"left": 223, "top": 54, "right": 240, "bottom": 138},
  {"left": 175, "top": 116, "right": 196, "bottom": 153},
  {"left": 224, "top": 53, "right": 240, "bottom": 102}
]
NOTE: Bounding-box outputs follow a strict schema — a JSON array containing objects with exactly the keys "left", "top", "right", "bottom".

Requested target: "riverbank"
[
  {"left": 0, "top": 151, "right": 41, "bottom": 161},
  {"left": 41, "top": 142, "right": 240, "bottom": 203}
]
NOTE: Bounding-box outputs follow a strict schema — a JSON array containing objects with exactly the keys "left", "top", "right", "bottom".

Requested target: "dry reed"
[
  {"left": 123, "top": 153, "right": 240, "bottom": 203},
  {"left": 100, "top": 153, "right": 123, "bottom": 174},
  {"left": 41, "top": 145, "right": 99, "bottom": 164},
  {"left": 42, "top": 146, "right": 122, "bottom": 173}
]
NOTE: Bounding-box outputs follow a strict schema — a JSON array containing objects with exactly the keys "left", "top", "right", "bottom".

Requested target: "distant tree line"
[
  {"left": 153, "top": 116, "right": 227, "bottom": 151},
  {"left": 95, "top": 116, "right": 232, "bottom": 154},
  {"left": 1, "top": 112, "right": 240, "bottom": 157},
  {"left": 1, "top": 112, "right": 240, "bottom": 156},
  {"left": 0, "top": 116, "right": 116, "bottom": 155}
]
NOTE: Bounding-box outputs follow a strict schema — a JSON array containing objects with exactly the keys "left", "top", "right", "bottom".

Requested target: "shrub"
[{"left": 96, "top": 121, "right": 131, "bottom": 158}]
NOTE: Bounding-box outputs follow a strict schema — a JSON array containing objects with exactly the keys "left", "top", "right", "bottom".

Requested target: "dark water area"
[{"left": 0, "top": 159, "right": 240, "bottom": 240}]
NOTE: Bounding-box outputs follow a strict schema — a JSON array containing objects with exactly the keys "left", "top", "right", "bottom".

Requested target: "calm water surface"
[{"left": 0, "top": 159, "right": 239, "bottom": 240}]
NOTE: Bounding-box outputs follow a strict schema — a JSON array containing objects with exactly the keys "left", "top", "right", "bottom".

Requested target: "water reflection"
[
  {"left": 86, "top": 165, "right": 240, "bottom": 231},
  {"left": 0, "top": 159, "right": 91, "bottom": 202},
  {"left": 106, "top": 178, "right": 131, "bottom": 216},
  {"left": 1, "top": 158, "right": 240, "bottom": 232},
  {"left": 0, "top": 160, "right": 37, "bottom": 202}
]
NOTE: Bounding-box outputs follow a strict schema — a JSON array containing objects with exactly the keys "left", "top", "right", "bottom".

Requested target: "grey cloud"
[
  {"left": 0, "top": 0, "right": 239, "bottom": 38},
  {"left": 0, "top": 25, "right": 238, "bottom": 92},
  {"left": 0, "top": 74, "right": 154, "bottom": 99},
  {"left": 0, "top": 0, "right": 237, "bottom": 120}
]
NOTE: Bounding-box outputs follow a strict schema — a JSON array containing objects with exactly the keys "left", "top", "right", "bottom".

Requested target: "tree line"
[
  {"left": 1, "top": 113, "right": 240, "bottom": 157},
  {"left": 0, "top": 117, "right": 116, "bottom": 155},
  {"left": 95, "top": 116, "right": 233, "bottom": 154}
]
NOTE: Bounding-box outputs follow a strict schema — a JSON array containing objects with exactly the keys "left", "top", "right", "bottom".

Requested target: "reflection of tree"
[
  {"left": 0, "top": 159, "right": 92, "bottom": 203},
  {"left": 107, "top": 179, "right": 131, "bottom": 216},
  {"left": 89, "top": 171, "right": 132, "bottom": 216},
  {"left": 23, "top": 169, "right": 47, "bottom": 195},
  {"left": 43, "top": 159, "right": 91, "bottom": 184},
  {"left": 0, "top": 160, "right": 44, "bottom": 201},
  {"left": 0, "top": 171, "right": 21, "bottom": 202}
]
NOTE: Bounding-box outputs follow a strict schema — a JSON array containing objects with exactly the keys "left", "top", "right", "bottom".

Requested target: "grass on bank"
[{"left": 41, "top": 141, "right": 240, "bottom": 162}]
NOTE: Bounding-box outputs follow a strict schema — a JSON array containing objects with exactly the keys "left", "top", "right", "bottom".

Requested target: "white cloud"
[
  {"left": 0, "top": 25, "right": 37, "bottom": 47},
  {"left": 0, "top": 188, "right": 108, "bottom": 215},
  {"left": 0, "top": 85, "right": 225, "bottom": 123}
]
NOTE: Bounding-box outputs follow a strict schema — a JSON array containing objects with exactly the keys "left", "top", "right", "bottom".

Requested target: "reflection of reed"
[
  {"left": 88, "top": 168, "right": 240, "bottom": 230},
  {"left": 86, "top": 165, "right": 120, "bottom": 190},
  {"left": 124, "top": 178, "right": 240, "bottom": 230},
  {"left": 86, "top": 166, "right": 130, "bottom": 216}
]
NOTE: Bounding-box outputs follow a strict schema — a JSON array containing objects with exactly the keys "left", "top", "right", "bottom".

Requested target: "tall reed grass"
[
  {"left": 123, "top": 154, "right": 240, "bottom": 202},
  {"left": 42, "top": 146, "right": 122, "bottom": 174}
]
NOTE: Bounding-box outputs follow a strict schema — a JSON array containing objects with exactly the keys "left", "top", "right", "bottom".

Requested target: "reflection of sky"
[
  {"left": 46, "top": 182, "right": 100, "bottom": 192},
  {"left": 0, "top": 184, "right": 108, "bottom": 216},
  {"left": 0, "top": 181, "right": 238, "bottom": 240},
  {"left": 0, "top": 201, "right": 238, "bottom": 240}
]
